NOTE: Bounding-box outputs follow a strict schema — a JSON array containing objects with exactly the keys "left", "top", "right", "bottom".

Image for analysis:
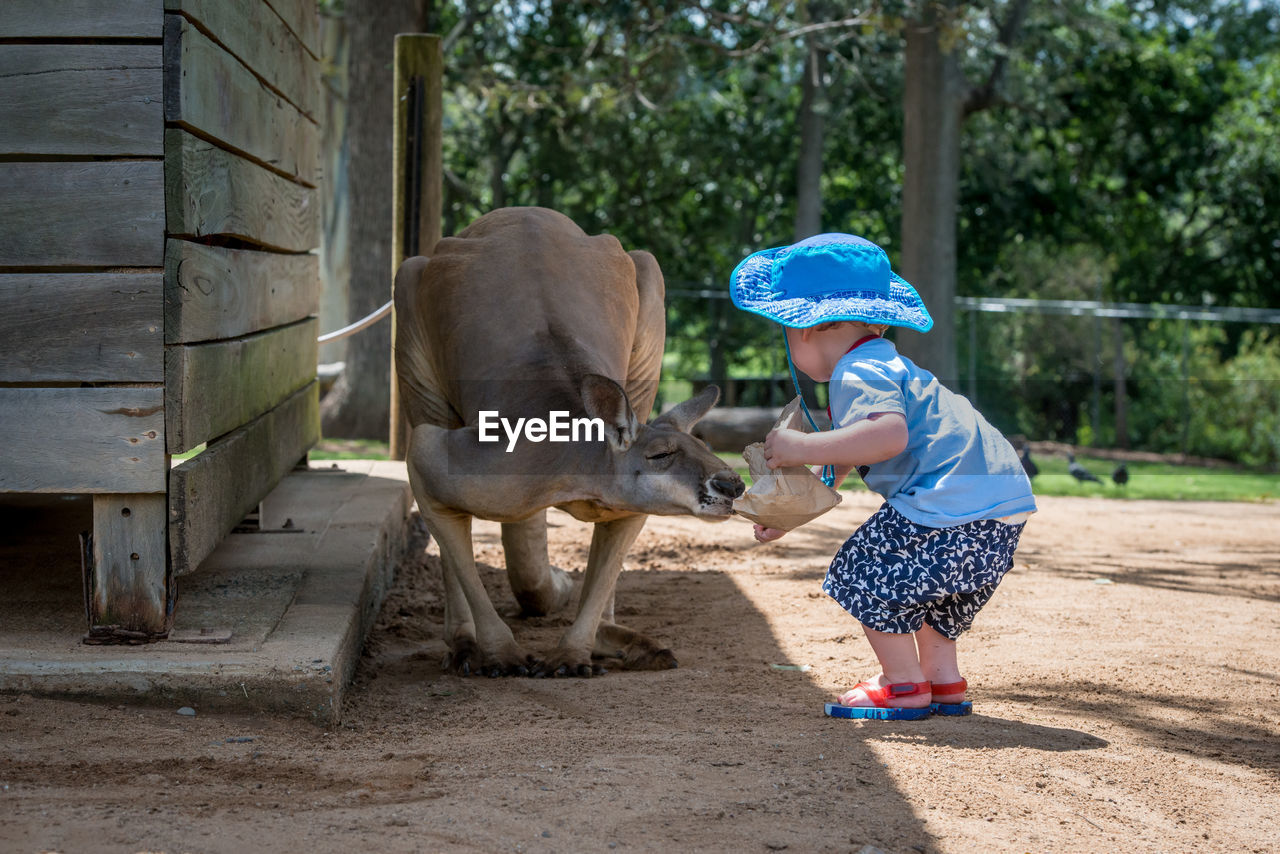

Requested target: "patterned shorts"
[{"left": 822, "top": 503, "right": 1025, "bottom": 640}]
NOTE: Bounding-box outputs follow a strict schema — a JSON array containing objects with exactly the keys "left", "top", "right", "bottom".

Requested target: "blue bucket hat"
[{"left": 729, "top": 233, "right": 933, "bottom": 332}]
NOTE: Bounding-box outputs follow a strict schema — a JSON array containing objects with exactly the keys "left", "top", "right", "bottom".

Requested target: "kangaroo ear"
[
  {"left": 652, "top": 385, "right": 720, "bottom": 433},
  {"left": 581, "top": 374, "right": 640, "bottom": 452}
]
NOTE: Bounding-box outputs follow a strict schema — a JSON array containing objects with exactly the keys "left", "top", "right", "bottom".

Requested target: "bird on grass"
[
  {"left": 1112, "top": 462, "right": 1129, "bottom": 487},
  {"left": 1067, "top": 453, "right": 1102, "bottom": 484},
  {"left": 1019, "top": 445, "right": 1039, "bottom": 479}
]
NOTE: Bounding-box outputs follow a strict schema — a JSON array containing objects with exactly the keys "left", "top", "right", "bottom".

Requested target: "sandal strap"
[
  {"left": 931, "top": 679, "right": 968, "bottom": 695},
  {"left": 855, "top": 680, "right": 931, "bottom": 706}
]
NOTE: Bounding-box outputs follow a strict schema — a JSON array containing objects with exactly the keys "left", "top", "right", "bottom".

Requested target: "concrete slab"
[{"left": 0, "top": 460, "right": 414, "bottom": 723}]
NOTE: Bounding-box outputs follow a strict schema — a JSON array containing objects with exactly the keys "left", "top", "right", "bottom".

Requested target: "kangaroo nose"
[{"left": 711, "top": 471, "right": 745, "bottom": 499}]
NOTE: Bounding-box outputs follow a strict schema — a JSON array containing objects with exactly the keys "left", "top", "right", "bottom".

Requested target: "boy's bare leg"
[
  {"left": 836, "top": 625, "right": 930, "bottom": 708},
  {"left": 916, "top": 622, "right": 965, "bottom": 702}
]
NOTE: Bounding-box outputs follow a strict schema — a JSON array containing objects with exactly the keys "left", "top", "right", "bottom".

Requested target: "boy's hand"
[
  {"left": 763, "top": 427, "right": 810, "bottom": 469},
  {"left": 753, "top": 524, "right": 787, "bottom": 543}
]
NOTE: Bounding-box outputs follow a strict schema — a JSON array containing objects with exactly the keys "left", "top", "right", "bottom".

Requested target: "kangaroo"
[{"left": 394, "top": 207, "right": 744, "bottom": 677}]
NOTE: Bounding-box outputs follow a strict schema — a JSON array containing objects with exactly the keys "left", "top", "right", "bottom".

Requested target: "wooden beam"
[
  {"left": 164, "top": 0, "right": 318, "bottom": 120},
  {"left": 165, "top": 240, "right": 317, "bottom": 344},
  {"left": 0, "top": 46, "right": 163, "bottom": 157},
  {"left": 86, "top": 493, "right": 171, "bottom": 641},
  {"left": 0, "top": 162, "right": 164, "bottom": 268},
  {"left": 164, "top": 16, "right": 318, "bottom": 186},
  {"left": 164, "top": 130, "right": 317, "bottom": 252},
  {"left": 0, "top": 0, "right": 162, "bottom": 39},
  {"left": 165, "top": 317, "right": 317, "bottom": 453},
  {"left": 262, "top": 0, "right": 322, "bottom": 60},
  {"left": 389, "top": 34, "right": 444, "bottom": 461},
  {"left": 168, "top": 381, "right": 318, "bottom": 576},
  {"left": 0, "top": 387, "right": 165, "bottom": 493},
  {"left": 0, "top": 273, "right": 163, "bottom": 382}
]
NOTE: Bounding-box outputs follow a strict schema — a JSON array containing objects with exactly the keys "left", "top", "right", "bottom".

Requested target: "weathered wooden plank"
[
  {"left": 263, "top": 0, "right": 322, "bottom": 60},
  {"left": 164, "top": 129, "right": 317, "bottom": 252},
  {"left": 389, "top": 34, "right": 444, "bottom": 459},
  {"left": 0, "top": 162, "right": 164, "bottom": 267},
  {"left": 165, "top": 317, "right": 317, "bottom": 453},
  {"left": 0, "top": 46, "right": 163, "bottom": 156},
  {"left": 0, "top": 388, "right": 165, "bottom": 493},
  {"left": 168, "top": 381, "right": 318, "bottom": 576},
  {"left": 164, "top": 16, "right": 318, "bottom": 186},
  {"left": 164, "top": 0, "right": 318, "bottom": 119},
  {"left": 87, "top": 493, "right": 171, "bottom": 640},
  {"left": 165, "top": 241, "right": 318, "bottom": 345},
  {"left": 0, "top": 273, "right": 163, "bottom": 382},
  {"left": 0, "top": 0, "right": 162, "bottom": 39}
]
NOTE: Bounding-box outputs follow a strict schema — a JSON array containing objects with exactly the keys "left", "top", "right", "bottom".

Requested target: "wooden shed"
[{"left": 0, "top": 0, "right": 324, "bottom": 642}]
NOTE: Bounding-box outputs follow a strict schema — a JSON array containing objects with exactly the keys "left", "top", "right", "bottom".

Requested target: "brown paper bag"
[{"left": 732, "top": 396, "right": 842, "bottom": 531}]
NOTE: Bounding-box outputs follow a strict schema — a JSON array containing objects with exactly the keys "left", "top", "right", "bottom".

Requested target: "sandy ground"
[{"left": 2, "top": 490, "right": 1278, "bottom": 853}]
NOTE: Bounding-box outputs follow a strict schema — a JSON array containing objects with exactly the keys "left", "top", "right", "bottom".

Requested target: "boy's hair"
[{"left": 812, "top": 320, "right": 889, "bottom": 336}]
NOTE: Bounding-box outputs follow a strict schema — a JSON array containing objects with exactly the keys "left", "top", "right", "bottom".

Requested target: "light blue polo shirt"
[{"left": 827, "top": 338, "right": 1036, "bottom": 528}]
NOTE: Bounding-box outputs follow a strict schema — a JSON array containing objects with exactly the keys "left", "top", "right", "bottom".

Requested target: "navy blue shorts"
[{"left": 822, "top": 503, "right": 1025, "bottom": 640}]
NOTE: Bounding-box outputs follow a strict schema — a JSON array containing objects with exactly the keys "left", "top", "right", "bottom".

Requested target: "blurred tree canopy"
[{"left": 407, "top": 0, "right": 1278, "bottom": 462}]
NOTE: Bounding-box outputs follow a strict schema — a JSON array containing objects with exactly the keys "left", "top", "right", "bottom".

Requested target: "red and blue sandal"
[
  {"left": 824, "top": 680, "right": 933, "bottom": 720},
  {"left": 930, "top": 679, "right": 972, "bottom": 716}
]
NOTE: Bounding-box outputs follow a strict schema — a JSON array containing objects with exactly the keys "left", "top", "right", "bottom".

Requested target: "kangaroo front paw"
[
  {"left": 443, "top": 638, "right": 537, "bottom": 677},
  {"left": 533, "top": 646, "right": 605, "bottom": 678}
]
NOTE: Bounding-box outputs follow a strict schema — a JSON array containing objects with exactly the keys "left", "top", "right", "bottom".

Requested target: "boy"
[{"left": 731, "top": 233, "right": 1035, "bottom": 720}]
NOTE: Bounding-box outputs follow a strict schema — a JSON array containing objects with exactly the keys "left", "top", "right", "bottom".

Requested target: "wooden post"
[
  {"left": 389, "top": 33, "right": 442, "bottom": 461},
  {"left": 84, "top": 493, "right": 172, "bottom": 642}
]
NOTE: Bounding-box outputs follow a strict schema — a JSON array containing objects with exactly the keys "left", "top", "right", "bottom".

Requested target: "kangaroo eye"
[{"left": 646, "top": 450, "right": 675, "bottom": 461}]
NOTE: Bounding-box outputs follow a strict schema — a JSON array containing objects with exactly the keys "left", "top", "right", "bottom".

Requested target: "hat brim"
[{"left": 730, "top": 246, "right": 934, "bottom": 332}]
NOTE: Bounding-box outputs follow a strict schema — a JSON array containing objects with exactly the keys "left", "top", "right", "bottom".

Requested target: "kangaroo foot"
[
  {"left": 442, "top": 636, "right": 538, "bottom": 677},
  {"left": 594, "top": 622, "right": 678, "bottom": 671},
  {"left": 533, "top": 645, "right": 606, "bottom": 678},
  {"left": 513, "top": 565, "right": 576, "bottom": 617}
]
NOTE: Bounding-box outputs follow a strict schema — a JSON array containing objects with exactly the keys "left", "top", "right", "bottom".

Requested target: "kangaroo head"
[{"left": 581, "top": 375, "right": 745, "bottom": 519}]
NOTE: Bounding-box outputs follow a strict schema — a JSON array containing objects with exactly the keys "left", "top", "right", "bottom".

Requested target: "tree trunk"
[
  {"left": 897, "top": 3, "right": 963, "bottom": 386},
  {"left": 320, "top": 0, "right": 430, "bottom": 439},
  {"left": 794, "top": 33, "right": 826, "bottom": 240}
]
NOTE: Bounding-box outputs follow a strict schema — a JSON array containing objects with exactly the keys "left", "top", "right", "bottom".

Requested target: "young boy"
[{"left": 730, "top": 233, "right": 1036, "bottom": 720}]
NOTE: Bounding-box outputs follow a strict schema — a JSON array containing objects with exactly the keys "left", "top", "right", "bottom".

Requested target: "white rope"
[{"left": 317, "top": 300, "right": 393, "bottom": 343}]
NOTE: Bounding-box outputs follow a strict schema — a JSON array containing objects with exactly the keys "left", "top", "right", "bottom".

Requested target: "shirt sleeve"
[{"left": 829, "top": 361, "right": 905, "bottom": 428}]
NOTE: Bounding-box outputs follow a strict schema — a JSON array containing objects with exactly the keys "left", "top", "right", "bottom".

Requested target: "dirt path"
[{"left": 2, "top": 493, "right": 1278, "bottom": 853}]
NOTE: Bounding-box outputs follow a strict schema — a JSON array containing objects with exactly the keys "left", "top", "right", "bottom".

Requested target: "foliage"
[
  {"left": 1126, "top": 326, "right": 1280, "bottom": 467},
  {"left": 421, "top": 0, "right": 1280, "bottom": 463}
]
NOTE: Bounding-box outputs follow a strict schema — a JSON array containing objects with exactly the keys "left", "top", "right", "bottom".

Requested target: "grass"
[
  {"left": 718, "top": 450, "right": 1277, "bottom": 504},
  {"left": 1022, "top": 452, "right": 1276, "bottom": 503},
  {"left": 310, "top": 438, "right": 393, "bottom": 460}
]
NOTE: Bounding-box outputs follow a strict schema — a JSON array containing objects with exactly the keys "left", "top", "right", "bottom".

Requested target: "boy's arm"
[{"left": 764, "top": 412, "right": 907, "bottom": 470}]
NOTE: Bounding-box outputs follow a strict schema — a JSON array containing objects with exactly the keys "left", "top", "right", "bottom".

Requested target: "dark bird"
[
  {"left": 1067, "top": 453, "right": 1102, "bottom": 484},
  {"left": 1019, "top": 445, "right": 1039, "bottom": 479},
  {"left": 1112, "top": 462, "right": 1129, "bottom": 487}
]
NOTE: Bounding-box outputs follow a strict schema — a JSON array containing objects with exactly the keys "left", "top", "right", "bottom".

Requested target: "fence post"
[
  {"left": 1112, "top": 316, "right": 1128, "bottom": 449},
  {"left": 1091, "top": 280, "right": 1102, "bottom": 445},
  {"left": 1180, "top": 315, "right": 1191, "bottom": 455},
  {"left": 389, "top": 34, "right": 443, "bottom": 461}
]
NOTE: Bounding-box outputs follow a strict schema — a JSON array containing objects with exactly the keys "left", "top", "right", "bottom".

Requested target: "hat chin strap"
[{"left": 782, "top": 328, "right": 837, "bottom": 488}]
